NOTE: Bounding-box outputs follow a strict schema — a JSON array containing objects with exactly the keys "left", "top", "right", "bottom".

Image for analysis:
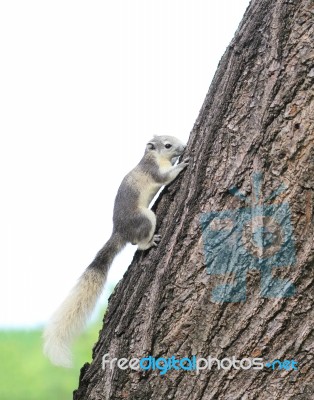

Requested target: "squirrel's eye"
[{"left": 165, "top": 144, "right": 172, "bottom": 149}]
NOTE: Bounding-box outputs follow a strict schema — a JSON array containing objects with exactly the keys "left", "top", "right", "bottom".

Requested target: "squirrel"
[{"left": 43, "top": 135, "right": 189, "bottom": 367}]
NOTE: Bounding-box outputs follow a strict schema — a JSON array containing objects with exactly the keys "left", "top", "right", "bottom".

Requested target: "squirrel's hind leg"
[
  {"left": 136, "top": 209, "right": 159, "bottom": 250},
  {"left": 138, "top": 234, "right": 161, "bottom": 250}
]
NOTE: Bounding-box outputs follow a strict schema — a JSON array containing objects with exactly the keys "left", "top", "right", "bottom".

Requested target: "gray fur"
[{"left": 43, "top": 135, "right": 188, "bottom": 367}]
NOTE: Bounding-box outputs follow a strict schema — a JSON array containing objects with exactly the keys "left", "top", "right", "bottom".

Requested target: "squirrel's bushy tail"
[{"left": 43, "top": 233, "right": 125, "bottom": 367}]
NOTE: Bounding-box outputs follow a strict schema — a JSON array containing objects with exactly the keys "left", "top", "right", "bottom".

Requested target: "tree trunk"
[{"left": 74, "top": 0, "right": 314, "bottom": 398}]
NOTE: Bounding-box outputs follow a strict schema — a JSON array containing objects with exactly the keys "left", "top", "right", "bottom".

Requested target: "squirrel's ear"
[{"left": 146, "top": 142, "right": 156, "bottom": 150}]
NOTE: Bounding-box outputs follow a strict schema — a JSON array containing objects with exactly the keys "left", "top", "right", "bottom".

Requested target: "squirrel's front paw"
[{"left": 180, "top": 157, "right": 189, "bottom": 168}]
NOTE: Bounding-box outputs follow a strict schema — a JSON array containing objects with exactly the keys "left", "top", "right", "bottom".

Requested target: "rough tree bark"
[{"left": 74, "top": 0, "right": 314, "bottom": 398}]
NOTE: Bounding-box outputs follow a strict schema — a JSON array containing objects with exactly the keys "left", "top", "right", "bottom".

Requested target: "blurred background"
[{"left": 0, "top": 0, "right": 250, "bottom": 398}]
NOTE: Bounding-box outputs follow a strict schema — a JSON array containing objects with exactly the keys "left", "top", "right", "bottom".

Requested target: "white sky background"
[{"left": 0, "top": 0, "right": 250, "bottom": 328}]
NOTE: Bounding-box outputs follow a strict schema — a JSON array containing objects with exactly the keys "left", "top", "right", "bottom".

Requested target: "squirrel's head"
[{"left": 145, "top": 135, "right": 186, "bottom": 161}]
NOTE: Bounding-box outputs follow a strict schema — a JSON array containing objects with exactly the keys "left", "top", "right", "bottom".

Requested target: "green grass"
[{"left": 0, "top": 314, "right": 104, "bottom": 400}]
